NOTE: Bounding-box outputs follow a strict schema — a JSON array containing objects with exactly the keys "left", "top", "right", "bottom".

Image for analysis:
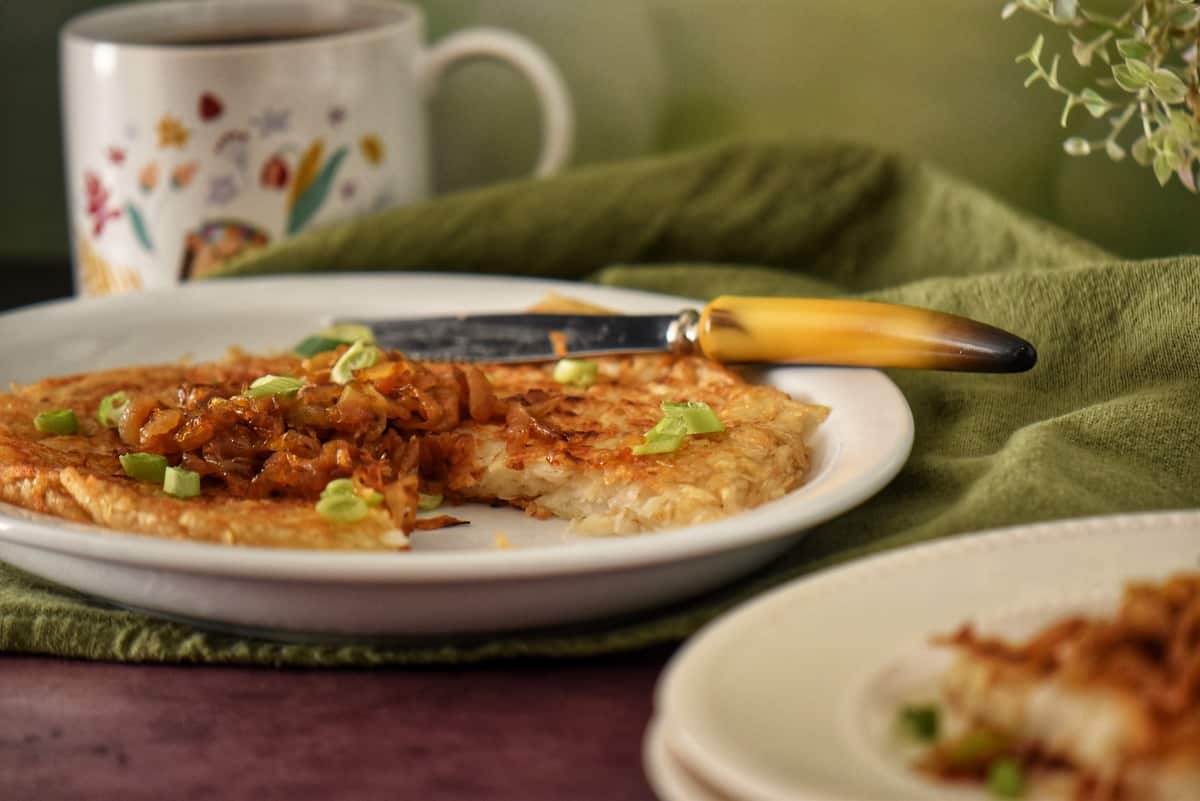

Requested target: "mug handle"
[{"left": 417, "top": 29, "right": 574, "bottom": 177}]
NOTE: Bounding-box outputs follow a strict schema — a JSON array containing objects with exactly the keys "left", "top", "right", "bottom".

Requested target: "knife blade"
[{"left": 346, "top": 295, "right": 1037, "bottom": 373}]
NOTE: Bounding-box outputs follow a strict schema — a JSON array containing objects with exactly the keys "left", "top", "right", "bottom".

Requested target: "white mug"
[{"left": 60, "top": 0, "right": 574, "bottom": 295}]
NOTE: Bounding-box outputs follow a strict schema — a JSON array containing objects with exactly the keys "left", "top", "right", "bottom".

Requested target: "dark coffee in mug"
[{"left": 147, "top": 27, "right": 360, "bottom": 47}]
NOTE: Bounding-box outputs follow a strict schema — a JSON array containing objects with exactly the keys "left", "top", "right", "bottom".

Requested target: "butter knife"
[{"left": 347, "top": 295, "right": 1036, "bottom": 372}]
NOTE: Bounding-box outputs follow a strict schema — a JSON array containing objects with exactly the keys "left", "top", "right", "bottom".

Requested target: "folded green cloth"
[{"left": 4, "top": 139, "right": 1199, "bottom": 665}]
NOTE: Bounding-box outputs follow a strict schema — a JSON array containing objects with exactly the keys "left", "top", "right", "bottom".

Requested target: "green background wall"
[{"left": 2, "top": 0, "right": 1195, "bottom": 269}]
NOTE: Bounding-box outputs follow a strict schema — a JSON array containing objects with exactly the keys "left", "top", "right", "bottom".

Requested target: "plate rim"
[
  {"left": 643, "top": 714, "right": 735, "bottom": 801},
  {"left": 651, "top": 508, "right": 1200, "bottom": 801},
  {"left": 0, "top": 272, "right": 914, "bottom": 582}
]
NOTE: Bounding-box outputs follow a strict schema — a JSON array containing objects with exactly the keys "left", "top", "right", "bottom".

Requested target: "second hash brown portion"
[
  {"left": 0, "top": 348, "right": 828, "bottom": 550},
  {"left": 919, "top": 574, "right": 1200, "bottom": 801}
]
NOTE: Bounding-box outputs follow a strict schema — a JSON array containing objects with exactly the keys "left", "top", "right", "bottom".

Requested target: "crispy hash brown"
[
  {"left": 0, "top": 348, "right": 827, "bottom": 550},
  {"left": 925, "top": 574, "right": 1200, "bottom": 801}
]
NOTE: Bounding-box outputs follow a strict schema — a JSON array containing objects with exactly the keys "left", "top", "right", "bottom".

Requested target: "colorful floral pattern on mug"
[{"left": 79, "top": 91, "right": 387, "bottom": 285}]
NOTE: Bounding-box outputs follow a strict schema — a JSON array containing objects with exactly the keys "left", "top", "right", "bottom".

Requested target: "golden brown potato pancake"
[{"left": 0, "top": 351, "right": 826, "bottom": 550}]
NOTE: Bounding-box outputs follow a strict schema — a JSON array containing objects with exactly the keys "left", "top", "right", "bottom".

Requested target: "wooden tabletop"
[{"left": 0, "top": 646, "right": 673, "bottom": 800}]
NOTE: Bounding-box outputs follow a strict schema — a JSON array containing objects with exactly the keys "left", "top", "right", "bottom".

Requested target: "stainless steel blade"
[{"left": 349, "top": 313, "right": 680, "bottom": 362}]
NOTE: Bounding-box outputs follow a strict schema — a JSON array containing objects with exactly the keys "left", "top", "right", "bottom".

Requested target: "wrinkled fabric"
[{"left": 3, "top": 138, "right": 1197, "bottom": 665}]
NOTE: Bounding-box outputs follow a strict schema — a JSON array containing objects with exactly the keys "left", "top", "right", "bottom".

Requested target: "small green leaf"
[
  {"left": 1178, "top": 162, "right": 1198, "bottom": 192},
  {"left": 1105, "top": 139, "right": 1127, "bottom": 160},
  {"left": 1171, "top": 5, "right": 1200, "bottom": 27},
  {"left": 1132, "top": 136, "right": 1152, "bottom": 165},
  {"left": 1001, "top": 1, "right": 1020, "bottom": 19},
  {"left": 1126, "top": 58, "right": 1153, "bottom": 81},
  {"left": 1070, "top": 35, "right": 1096, "bottom": 67},
  {"left": 1150, "top": 69, "right": 1188, "bottom": 103},
  {"left": 1063, "top": 137, "right": 1092, "bottom": 156},
  {"left": 1154, "top": 152, "right": 1174, "bottom": 185},
  {"left": 1053, "top": 0, "right": 1077, "bottom": 19},
  {"left": 1168, "top": 149, "right": 1186, "bottom": 172},
  {"left": 1112, "top": 64, "right": 1146, "bottom": 91},
  {"left": 1080, "top": 88, "right": 1112, "bottom": 117},
  {"left": 1116, "top": 38, "right": 1153, "bottom": 61},
  {"left": 1168, "top": 110, "right": 1195, "bottom": 136}
]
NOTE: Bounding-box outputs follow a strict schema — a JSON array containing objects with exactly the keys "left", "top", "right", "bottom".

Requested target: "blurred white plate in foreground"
[{"left": 652, "top": 510, "right": 1200, "bottom": 800}]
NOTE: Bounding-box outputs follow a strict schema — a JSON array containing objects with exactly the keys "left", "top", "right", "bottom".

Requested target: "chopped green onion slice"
[
  {"left": 163, "top": 466, "right": 201, "bottom": 499},
  {"left": 647, "top": 415, "right": 689, "bottom": 439},
  {"left": 120, "top": 452, "right": 169, "bottom": 483},
  {"left": 987, "top": 758, "right": 1025, "bottom": 799},
  {"left": 321, "top": 478, "right": 357, "bottom": 498},
  {"left": 34, "top": 409, "right": 79, "bottom": 435},
  {"left": 245, "top": 374, "right": 304, "bottom": 399},
  {"left": 321, "top": 477, "right": 382, "bottom": 507},
  {"left": 631, "top": 434, "right": 685, "bottom": 455},
  {"left": 293, "top": 335, "right": 343, "bottom": 357},
  {"left": 630, "top": 401, "right": 725, "bottom": 457},
  {"left": 96, "top": 391, "right": 129, "bottom": 428},
  {"left": 318, "top": 323, "right": 375, "bottom": 344},
  {"left": 293, "top": 324, "right": 376, "bottom": 356},
  {"left": 330, "top": 340, "right": 381, "bottom": 385},
  {"left": 418, "top": 493, "right": 443, "bottom": 511},
  {"left": 945, "top": 728, "right": 1011, "bottom": 770},
  {"left": 661, "top": 401, "right": 725, "bottom": 434},
  {"left": 631, "top": 415, "right": 689, "bottom": 456},
  {"left": 897, "top": 704, "right": 940, "bottom": 742},
  {"left": 552, "top": 358, "right": 598, "bottom": 387},
  {"left": 316, "top": 493, "right": 369, "bottom": 523}
]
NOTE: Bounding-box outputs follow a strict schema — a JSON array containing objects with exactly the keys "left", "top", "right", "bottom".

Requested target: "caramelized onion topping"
[{"left": 122, "top": 350, "right": 547, "bottom": 532}]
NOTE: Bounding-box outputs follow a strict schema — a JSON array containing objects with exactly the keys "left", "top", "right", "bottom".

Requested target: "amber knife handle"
[{"left": 693, "top": 296, "right": 1037, "bottom": 372}]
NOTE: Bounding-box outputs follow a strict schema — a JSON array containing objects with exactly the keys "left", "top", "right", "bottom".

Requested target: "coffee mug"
[{"left": 60, "top": 0, "right": 574, "bottom": 296}]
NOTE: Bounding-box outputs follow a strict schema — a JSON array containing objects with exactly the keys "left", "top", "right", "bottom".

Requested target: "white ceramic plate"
[
  {"left": 651, "top": 510, "right": 1200, "bottom": 801},
  {"left": 643, "top": 716, "right": 736, "bottom": 801},
  {"left": 0, "top": 274, "right": 912, "bottom": 637}
]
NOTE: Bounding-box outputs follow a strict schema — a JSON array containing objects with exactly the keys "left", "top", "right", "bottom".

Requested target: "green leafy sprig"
[{"left": 1005, "top": 0, "right": 1200, "bottom": 189}]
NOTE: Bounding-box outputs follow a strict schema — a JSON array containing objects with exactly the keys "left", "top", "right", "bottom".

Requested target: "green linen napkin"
[{"left": 4, "top": 138, "right": 1199, "bottom": 666}]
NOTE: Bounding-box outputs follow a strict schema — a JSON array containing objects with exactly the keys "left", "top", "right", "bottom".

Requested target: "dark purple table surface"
[
  {"left": 0, "top": 647, "right": 672, "bottom": 801},
  {"left": 0, "top": 272, "right": 668, "bottom": 801}
]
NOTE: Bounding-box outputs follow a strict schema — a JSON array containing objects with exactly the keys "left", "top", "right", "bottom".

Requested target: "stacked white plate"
[{"left": 643, "top": 511, "right": 1200, "bottom": 801}]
